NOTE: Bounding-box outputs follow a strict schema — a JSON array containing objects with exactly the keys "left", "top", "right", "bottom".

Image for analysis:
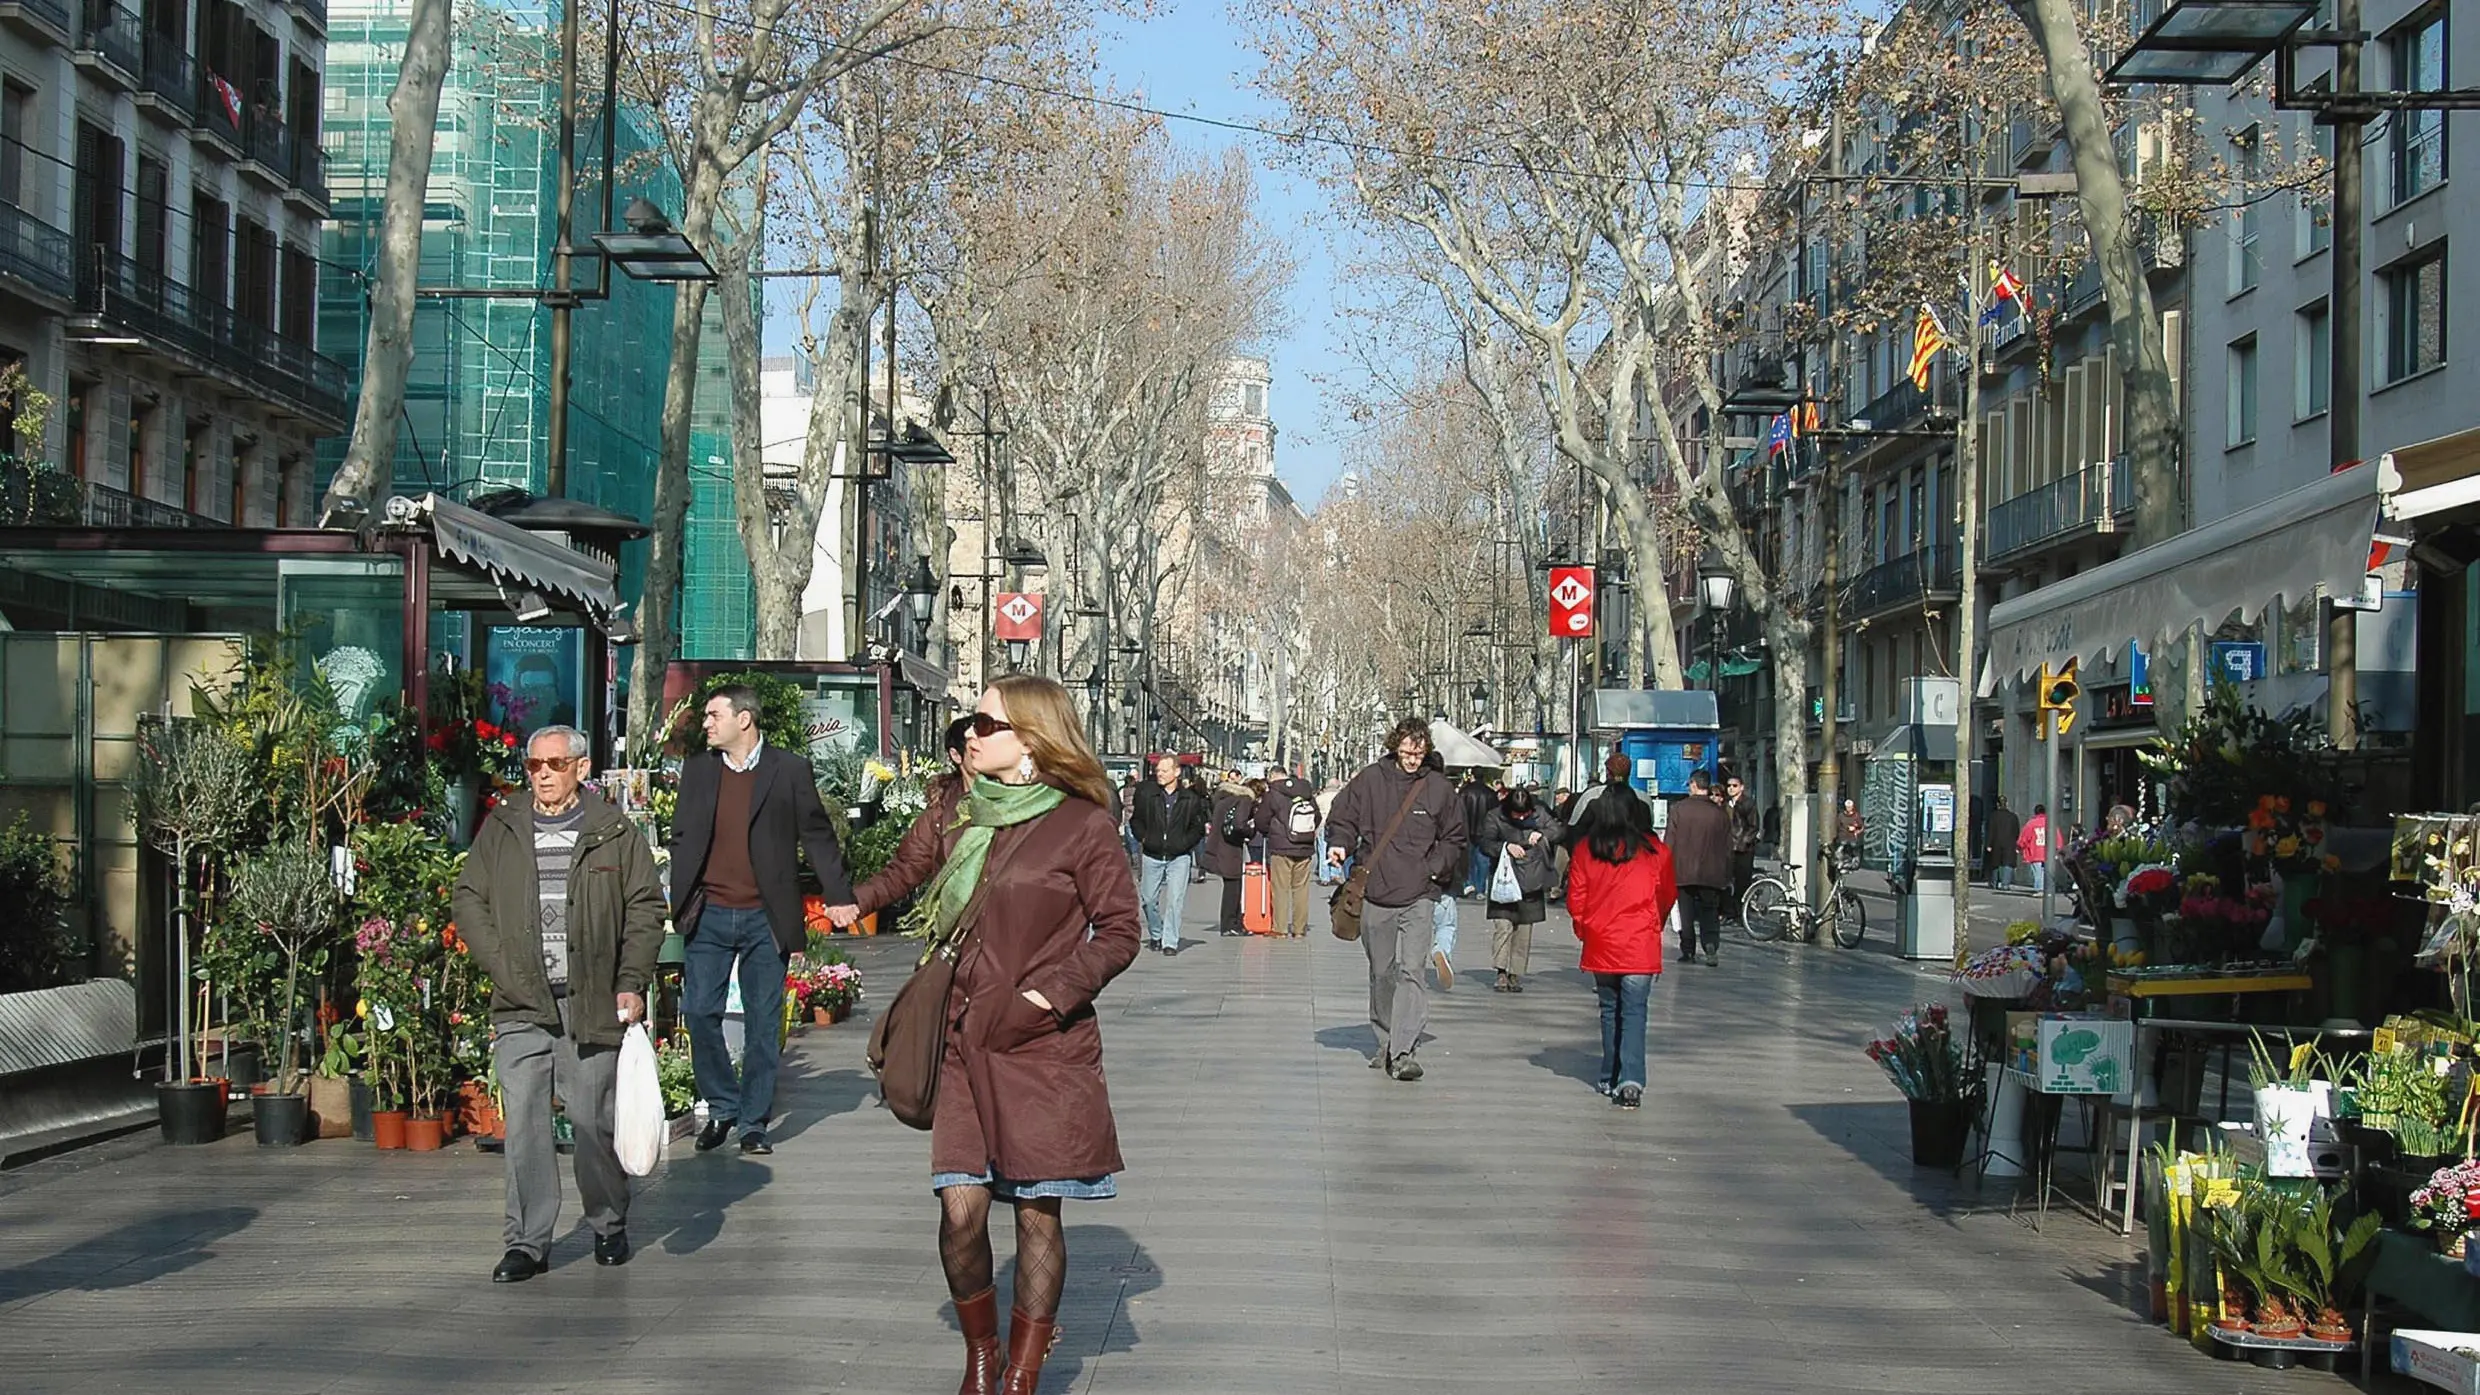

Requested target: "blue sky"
[{"left": 1092, "top": 2, "right": 1354, "bottom": 507}]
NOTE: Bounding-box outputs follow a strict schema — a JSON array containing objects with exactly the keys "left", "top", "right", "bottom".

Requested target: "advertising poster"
[{"left": 487, "top": 627, "right": 582, "bottom": 732}]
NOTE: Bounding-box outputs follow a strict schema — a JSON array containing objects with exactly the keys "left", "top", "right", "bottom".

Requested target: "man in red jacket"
[{"left": 1664, "top": 770, "right": 1734, "bottom": 967}]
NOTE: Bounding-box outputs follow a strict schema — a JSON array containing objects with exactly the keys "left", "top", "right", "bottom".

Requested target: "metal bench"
[{"left": 0, "top": 979, "right": 155, "bottom": 1167}]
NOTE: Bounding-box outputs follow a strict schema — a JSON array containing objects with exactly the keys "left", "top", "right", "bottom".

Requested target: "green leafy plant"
[
  {"left": 2346, "top": 1047, "right": 2458, "bottom": 1153},
  {"left": 224, "top": 841, "right": 343, "bottom": 1095},
  {"left": 665, "top": 670, "right": 811, "bottom": 757},
  {"left": 655, "top": 1037, "right": 697, "bottom": 1118},
  {"left": 2288, "top": 1187, "right": 2382, "bottom": 1334},
  {"left": 126, "top": 716, "right": 259, "bottom": 1080},
  {"left": 0, "top": 813, "right": 78, "bottom": 991}
]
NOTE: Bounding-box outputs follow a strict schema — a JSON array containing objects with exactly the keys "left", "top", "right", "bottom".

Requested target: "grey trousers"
[
  {"left": 1363, "top": 897, "right": 1435, "bottom": 1058},
  {"left": 494, "top": 998, "right": 628, "bottom": 1258}
]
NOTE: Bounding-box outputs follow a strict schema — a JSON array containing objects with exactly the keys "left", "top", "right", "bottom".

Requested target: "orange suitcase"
[{"left": 1242, "top": 862, "right": 1274, "bottom": 935}]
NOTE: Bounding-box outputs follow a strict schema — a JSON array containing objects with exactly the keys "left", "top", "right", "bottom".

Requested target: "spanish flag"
[{"left": 1907, "top": 302, "right": 1950, "bottom": 390}]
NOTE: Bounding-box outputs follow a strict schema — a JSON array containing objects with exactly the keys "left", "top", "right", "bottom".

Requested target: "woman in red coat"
[
  {"left": 1565, "top": 787, "right": 1677, "bottom": 1111},
  {"left": 916, "top": 675, "right": 1141, "bottom": 1395}
]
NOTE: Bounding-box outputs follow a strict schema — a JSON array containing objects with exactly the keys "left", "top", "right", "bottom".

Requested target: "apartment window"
[
  {"left": 2299, "top": 111, "right": 2333, "bottom": 258},
  {"left": 2296, "top": 301, "right": 2331, "bottom": 419},
  {"left": 2230, "top": 125, "right": 2263, "bottom": 295},
  {"left": 73, "top": 122, "right": 125, "bottom": 269},
  {"left": 2380, "top": 246, "right": 2448, "bottom": 384},
  {"left": 65, "top": 382, "right": 88, "bottom": 478},
  {"left": 134, "top": 156, "right": 167, "bottom": 276},
  {"left": 193, "top": 196, "right": 228, "bottom": 305},
  {"left": 281, "top": 245, "right": 314, "bottom": 343},
  {"left": 2389, "top": 10, "right": 2447, "bottom": 206},
  {"left": 2227, "top": 336, "right": 2259, "bottom": 447},
  {"left": 235, "top": 218, "right": 275, "bottom": 328},
  {"left": 272, "top": 454, "right": 292, "bottom": 526},
  {"left": 181, "top": 419, "right": 203, "bottom": 514},
  {"left": 1242, "top": 382, "right": 1264, "bottom": 418},
  {"left": 129, "top": 400, "right": 152, "bottom": 497},
  {"left": 0, "top": 83, "right": 30, "bottom": 208},
  {"left": 0, "top": 350, "right": 29, "bottom": 457}
]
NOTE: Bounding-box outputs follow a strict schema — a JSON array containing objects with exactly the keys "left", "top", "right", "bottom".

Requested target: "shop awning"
[
  {"left": 2384, "top": 425, "right": 2480, "bottom": 524},
  {"left": 395, "top": 493, "right": 620, "bottom": 622},
  {"left": 1982, "top": 460, "right": 2387, "bottom": 693}
]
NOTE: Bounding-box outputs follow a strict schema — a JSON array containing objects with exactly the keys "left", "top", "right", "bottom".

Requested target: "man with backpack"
[
  {"left": 1203, "top": 771, "right": 1258, "bottom": 937},
  {"left": 1255, "top": 760, "right": 1322, "bottom": 937}
]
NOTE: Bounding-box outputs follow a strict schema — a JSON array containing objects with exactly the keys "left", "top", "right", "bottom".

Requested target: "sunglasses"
[
  {"left": 968, "top": 713, "right": 1015, "bottom": 738},
  {"left": 523, "top": 756, "right": 584, "bottom": 773}
]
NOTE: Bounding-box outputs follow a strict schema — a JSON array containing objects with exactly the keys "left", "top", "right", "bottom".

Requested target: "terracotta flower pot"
[
  {"left": 811, "top": 1006, "right": 836, "bottom": 1026},
  {"left": 404, "top": 1115, "right": 445, "bottom": 1152},
  {"left": 2307, "top": 1322, "right": 2354, "bottom": 1345},
  {"left": 458, "top": 1080, "right": 503, "bottom": 1139},
  {"left": 371, "top": 1109, "right": 409, "bottom": 1150}
]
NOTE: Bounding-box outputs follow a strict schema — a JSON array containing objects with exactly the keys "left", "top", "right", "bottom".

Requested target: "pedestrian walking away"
[
  {"left": 1202, "top": 770, "right": 1256, "bottom": 937},
  {"left": 1459, "top": 771, "right": 1496, "bottom": 895},
  {"left": 1565, "top": 789, "right": 1676, "bottom": 1110},
  {"left": 1985, "top": 795, "right": 2021, "bottom": 891},
  {"left": 829, "top": 715, "right": 974, "bottom": 930},
  {"left": 1562, "top": 751, "right": 1647, "bottom": 830},
  {"left": 916, "top": 676, "right": 1142, "bottom": 1395},
  {"left": 2018, "top": 803, "right": 2051, "bottom": 895},
  {"left": 1254, "top": 761, "right": 1322, "bottom": 937},
  {"left": 1478, "top": 786, "right": 1564, "bottom": 993},
  {"left": 452, "top": 725, "right": 665, "bottom": 1281},
  {"left": 1129, "top": 754, "right": 1208, "bottom": 953},
  {"left": 1725, "top": 773, "right": 1760, "bottom": 917},
  {"left": 1326, "top": 716, "right": 1468, "bottom": 1081},
  {"left": 1422, "top": 751, "right": 1457, "bottom": 987},
  {"left": 1665, "top": 770, "right": 1733, "bottom": 967},
  {"left": 668, "top": 684, "right": 856, "bottom": 1157}
]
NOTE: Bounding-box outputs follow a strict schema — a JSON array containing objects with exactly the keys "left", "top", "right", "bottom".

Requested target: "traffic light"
[{"left": 2039, "top": 659, "right": 2081, "bottom": 736}]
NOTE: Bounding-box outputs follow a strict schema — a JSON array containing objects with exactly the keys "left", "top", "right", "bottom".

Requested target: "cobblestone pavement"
[{"left": 0, "top": 888, "right": 2347, "bottom": 1393}]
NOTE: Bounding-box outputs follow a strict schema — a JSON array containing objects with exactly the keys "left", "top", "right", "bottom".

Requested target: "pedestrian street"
[{"left": 0, "top": 894, "right": 2329, "bottom": 1394}]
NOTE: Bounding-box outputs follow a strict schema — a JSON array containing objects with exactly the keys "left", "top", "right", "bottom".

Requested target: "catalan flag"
[
  {"left": 1799, "top": 399, "right": 1822, "bottom": 434},
  {"left": 1907, "top": 302, "right": 1950, "bottom": 390}
]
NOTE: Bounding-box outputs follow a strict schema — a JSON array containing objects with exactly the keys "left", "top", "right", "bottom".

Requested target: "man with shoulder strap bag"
[
  {"left": 1325, "top": 717, "right": 1467, "bottom": 1082},
  {"left": 1255, "top": 759, "right": 1322, "bottom": 938}
]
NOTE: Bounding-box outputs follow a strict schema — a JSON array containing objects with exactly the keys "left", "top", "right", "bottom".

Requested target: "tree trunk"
[
  {"left": 713, "top": 247, "right": 791, "bottom": 657},
  {"left": 319, "top": 0, "right": 451, "bottom": 519},
  {"left": 1952, "top": 279, "right": 1984, "bottom": 963},
  {"left": 2018, "top": 0, "right": 2182, "bottom": 546}
]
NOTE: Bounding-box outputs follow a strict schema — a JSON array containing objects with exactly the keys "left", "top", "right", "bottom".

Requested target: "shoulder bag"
[
  {"left": 866, "top": 832, "right": 1016, "bottom": 1131},
  {"left": 1328, "top": 778, "right": 1426, "bottom": 943}
]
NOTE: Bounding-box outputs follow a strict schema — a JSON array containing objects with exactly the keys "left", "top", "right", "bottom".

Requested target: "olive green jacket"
[{"left": 451, "top": 796, "right": 665, "bottom": 1049}]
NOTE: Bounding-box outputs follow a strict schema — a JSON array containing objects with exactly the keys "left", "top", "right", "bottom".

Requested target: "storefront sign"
[
  {"left": 2129, "top": 641, "right": 2151, "bottom": 708},
  {"left": 1548, "top": 566, "right": 1596, "bottom": 637},
  {"left": 2210, "top": 640, "right": 2267, "bottom": 685}
]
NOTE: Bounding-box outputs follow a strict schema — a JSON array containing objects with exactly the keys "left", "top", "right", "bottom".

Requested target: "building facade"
[{"left": 0, "top": 0, "right": 341, "bottom": 523}]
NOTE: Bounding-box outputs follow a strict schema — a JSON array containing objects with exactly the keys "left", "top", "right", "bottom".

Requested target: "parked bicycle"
[{"left": 1742, "top": 844, "right": 1868, "bottom": 948}]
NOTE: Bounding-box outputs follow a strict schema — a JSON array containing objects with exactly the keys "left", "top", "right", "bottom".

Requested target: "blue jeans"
[
  {"left": 684, "top": 904, "right": 787, "bottom": 1131},
  {"left": 1466, "top": 847, "right": 1489, "bottom": 894},
  {"left": 1594, "top": 972, "right": 1654, "bottom": 1094},
  {"left": 1430, "top": 892, "right": 1457, "bottom": 961},
  {"left": 1138, "top": 854, "right": 1194, "bottom": 949}
]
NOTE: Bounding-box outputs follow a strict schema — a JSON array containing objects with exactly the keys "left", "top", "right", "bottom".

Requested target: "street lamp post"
[{"left": 1699, "top": 563, "right": 1737, "bottom": 706}]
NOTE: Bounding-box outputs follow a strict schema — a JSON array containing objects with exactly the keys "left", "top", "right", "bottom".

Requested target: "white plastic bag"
[
  {"left": 614, "top": 1022, "right": 663, "bottom": 1177},
  {"left": 1489, "top": 848, "right": 1523, "bottom": 903}
]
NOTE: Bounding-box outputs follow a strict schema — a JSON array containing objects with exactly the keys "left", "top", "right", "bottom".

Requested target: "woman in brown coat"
[{"left": 917, "top": 675, "right": 1141, "bottom": 1395}]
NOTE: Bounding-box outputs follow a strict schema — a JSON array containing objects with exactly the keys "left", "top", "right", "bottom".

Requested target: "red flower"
[
  {"left": 2128, "top": 869, "right": 2176, "bottom": 898},
  {"left": 475, "top": 721, "right": 498, "bottom": 740}
]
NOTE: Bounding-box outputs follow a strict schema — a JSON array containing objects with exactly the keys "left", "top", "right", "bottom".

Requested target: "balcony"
[
  {"left": 241, "top": 108, "right": 293, "bottom": 188},
  {"left": 0, "top": 0, "right": 70, "bottom": 43},
  {"left": 283, "top": 143, "right": 328, "bottom": 212},
  {"left": 0, "top": 460, "right": 211, "bottom": 529},
  {"left": 73, "top": 0, "right": 142, "bottom": 88},
  {"left": 0, "top": 201, "right": 74, "bottom": 307},
  {"left": 135, "top": 36, "right": 195, "bottom": 122},
  {"left": 285, "top": 0, "right": 322, "bottom": 30},
  {"left": 2009, "top": 117, "right": 2045, "bottom": 169},
  {"left": 194, "top": 67, "right": 243, "bottom": 154},
  {"left": 1846, "top": 544, "right": 1962, "bottom": 619},
  {"left": 1850, "top": 375, "right": 1931, "bottom": 435},
  {"left": 74, "top": 247, "right": 348, "bottom": 429},
  {"left": 1986, "top": 455, "right": 2132, "bottom": 562},
  {"left": 2062, "top": 260, "right": 2106, "bottom": 318},
  {"left": 80, "top": 479, "right": 206, "bottom": 527}
]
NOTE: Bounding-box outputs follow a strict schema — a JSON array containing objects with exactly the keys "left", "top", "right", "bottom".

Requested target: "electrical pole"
[{"left": 1811, "top": 102, "right": 1845, "bottom": 909}]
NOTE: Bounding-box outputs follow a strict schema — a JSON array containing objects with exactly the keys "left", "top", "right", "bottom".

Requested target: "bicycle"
[{"left": 1741, "top": 845, "right": 1868, "bottom": 949}]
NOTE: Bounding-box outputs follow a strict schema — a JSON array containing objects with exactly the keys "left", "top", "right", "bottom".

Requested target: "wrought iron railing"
[
  {"left": 1985, "top": 455, "right": 2133, "bottom": 559},
  {"left": 140, "top": 34, "right": 195, "bottom": 116},
  {"left": 195, "top": 67, "right": 242, "bottom": 145},
  {"left": 3, "top": 0, "right": 71, "bottom": 31},
  {"left": 1847, "top": 545, "right": 1962, "bottom": 616},
  {"left": 75, "top": 245, "right": 349, "bottom": 423},
  {"left": 75, "top": 0, "right": 140, "bottom": 75},
  {"left": 1851, "top": 375, "right": 1931, "bottom": 433},
  {"left": 0, "top": 200, "right": 72, "bottom": 293}
]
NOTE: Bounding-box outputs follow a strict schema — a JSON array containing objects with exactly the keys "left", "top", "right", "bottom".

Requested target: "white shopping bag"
[
  {"left": 614, "top": 1022, "right": 663, "bottom": 1177},
  {"left": 1489, "top": 848, "right": 1524, "bottom": 903}
]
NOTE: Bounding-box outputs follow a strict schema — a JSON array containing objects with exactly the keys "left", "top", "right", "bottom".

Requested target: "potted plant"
[
  {"left": 0, "top": 811, "right": 79, "bottom": 992},
  {"left": 2411, "top": 1159, "right": 2480, "bottom": 1256},
  {"left": 2290, "top": 1187, "right": 2381, "bottom": 1344},
  {"left": 224, "top": 840, "right": 343, "bottom": 1146},
  {"left": 126, "top": 716, "right": 257, "bottom": 1143},
  {"left": 1863, "top": 1004, "right": 1973, "bottom": 1168},
  {"left": 798, "top": 959, "right": 865, "bottom": 1024},
  {"left": 2202, "top": 1197, "right": 2264, "bottom": 1334},
  {"left": 309, "top": 1011, "right": 362, "bottom": 1140}
]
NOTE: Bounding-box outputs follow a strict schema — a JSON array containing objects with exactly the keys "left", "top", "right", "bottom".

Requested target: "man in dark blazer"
[{"left": 670, "top": 684, "right": 854, "bottom": 1155}]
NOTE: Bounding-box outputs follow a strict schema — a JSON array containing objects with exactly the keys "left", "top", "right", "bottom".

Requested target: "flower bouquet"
[
  {"left": 2243, "top": 795, "right": 2339, "bottom": 876},
  {"left": 1867, "top": 1004, "right": 1976, "bottom": 1168},
  {"left": 2410, "top": 1159, "right": 2480, "bottom": 1255}
]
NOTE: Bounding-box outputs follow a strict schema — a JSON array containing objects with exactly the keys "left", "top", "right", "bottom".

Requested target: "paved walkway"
[{"left": 0, "top": 889, "right": 2344, "bottom": 1393}]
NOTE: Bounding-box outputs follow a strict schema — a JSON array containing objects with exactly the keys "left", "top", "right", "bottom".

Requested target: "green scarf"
[{"left": 904, "top": 776, "right": 1067, "bottom": 961}]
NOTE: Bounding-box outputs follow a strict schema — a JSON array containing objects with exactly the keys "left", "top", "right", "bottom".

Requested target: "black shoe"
[
  {"left": 1616, "top": 1085, "right": 1642, "bottom": 1110},
  {"left": 695, "top": 1117, "right": 736, "bottom": 1152},
  {"left": 593, "top": 1231, "right": 631, "bottom": 1266},
  {"left": 1389, "top": 1054, "right": 1424, "bottom": 1082},
  {"left": 1703, "top": 951, "right": 1720, "bottom": 967},
  {"left": 492, "top": 1248, "right": 546, "bottom": 1283},
  {"left": 1506, "top": 976, "right": 1523, "bottom": 993},
  {"left": 740, "top": 1130, "right": 772, "bottom": 1156}
]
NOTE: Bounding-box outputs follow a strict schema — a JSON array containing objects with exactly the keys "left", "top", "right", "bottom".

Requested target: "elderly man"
[{"left": 453, "top": 725, "right": 664, "bottom": 1282}]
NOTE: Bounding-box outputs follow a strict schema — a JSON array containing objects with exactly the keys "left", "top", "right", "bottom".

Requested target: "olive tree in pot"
[
  {"left": 126, "top": 716, "right": 257, "bottom": 1144},
  {"left": 224, "top": 839, "right": 343, "bottom": 1146}
]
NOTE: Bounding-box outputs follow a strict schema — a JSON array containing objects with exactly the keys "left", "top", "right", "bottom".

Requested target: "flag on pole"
[
  {"left": 1979, "top": 260, "right": 2029, "bottom": 324},
  {"left": 1764, "top": 413, "right": 1792, "bottom": 456},
  {"left": 1907, "top": 302, "right": 1949, "bottom": 390},
  {"left": 1799, "top": 399, "right": 1822, "bottom": 434}
]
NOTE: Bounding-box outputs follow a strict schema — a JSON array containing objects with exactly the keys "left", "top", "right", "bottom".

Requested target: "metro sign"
[
  {"left": 1548, "top": 566, "right": 1596, "bottom": 637},
  {"left": 994, "top": 592, "right": 1043, "bottom": 642}
]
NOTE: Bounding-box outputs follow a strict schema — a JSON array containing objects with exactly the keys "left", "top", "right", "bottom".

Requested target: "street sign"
[
  {"left": 1548, "top": 566, "right": 1596, "bottom": 637},
  {"left": 2210, "top": 640, "right": 2267, "bottom": 685},
  {"left": 994, "top": 592, "right": 1043, "bottom": 642}
]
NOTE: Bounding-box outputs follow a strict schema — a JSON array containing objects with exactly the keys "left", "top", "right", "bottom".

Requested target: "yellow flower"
[
  {"left": 355, "top": 998, "right": 370, "bottom": 1020},
  {"left": 2321, "top": 855, "right": 2343, "bottom": 873},
  {"left": 2276, "top": 836, "right": 2301, "bottom": 859}
]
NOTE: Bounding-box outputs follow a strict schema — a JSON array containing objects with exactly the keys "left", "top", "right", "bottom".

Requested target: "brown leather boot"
[
  {"left": 954, "top": 1288, "right": 1001, "bottom": 1395},
  {"left": 997, "top": 1308, "right": 1057, "bottom": 1394}
]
